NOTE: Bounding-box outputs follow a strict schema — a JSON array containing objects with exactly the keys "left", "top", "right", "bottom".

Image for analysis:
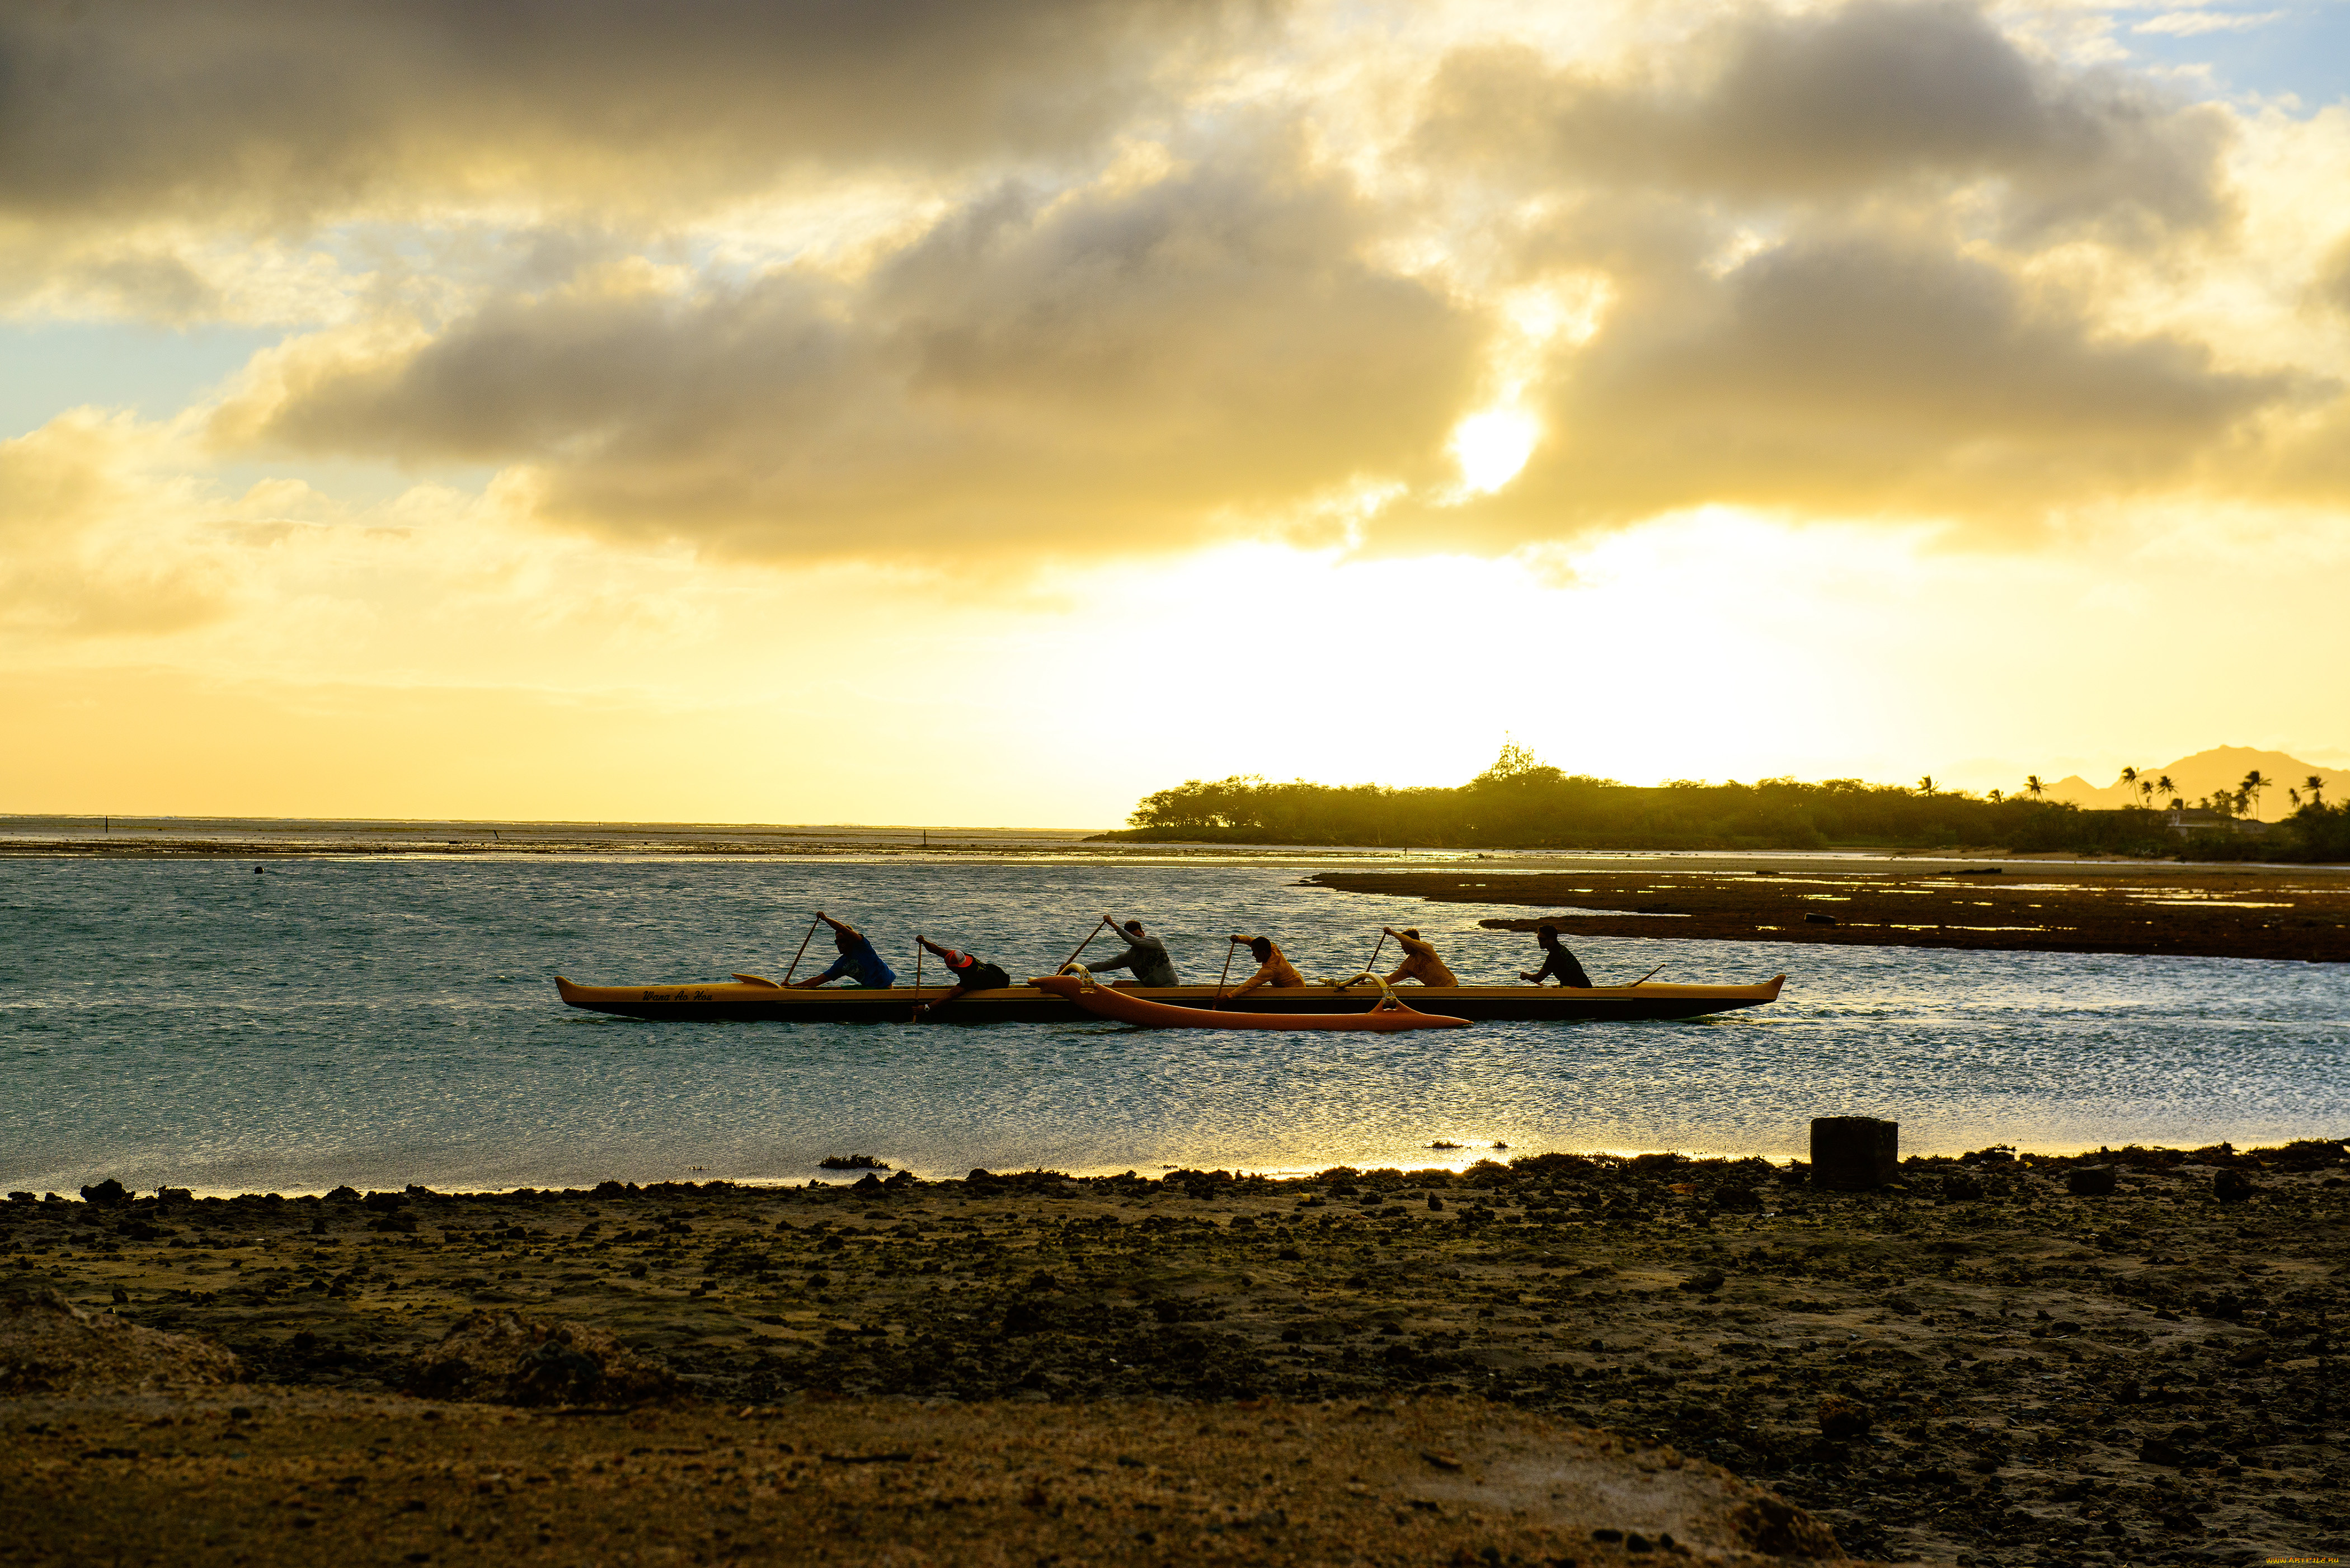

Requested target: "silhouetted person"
[{"left": 1519, "top": 925, "right": 1593, "bottom": 987}]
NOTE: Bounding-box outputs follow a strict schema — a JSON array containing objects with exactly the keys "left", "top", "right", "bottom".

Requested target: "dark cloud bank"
[
  {"left": 1416, "top": 0, "right": 2233, "bottom": 237},
  {"left": 133, "top": 0, "right": 2342, "bottom": 559},
  {"left": 218, "top": 135, "right": 1480, "bottom": 558},
  {"left": 0, "top": 0, "right": 1277, "bottom": 219}
]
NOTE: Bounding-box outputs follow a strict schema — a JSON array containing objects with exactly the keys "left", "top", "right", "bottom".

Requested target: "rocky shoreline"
[{"left": 6, "top": 1140, "right": 2346, "bottom": 1565}]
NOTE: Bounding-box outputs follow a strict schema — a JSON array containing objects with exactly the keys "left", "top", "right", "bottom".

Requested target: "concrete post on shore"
[{"left": 1811, "top": 1115, "right": 1897, "bottom": 1190}]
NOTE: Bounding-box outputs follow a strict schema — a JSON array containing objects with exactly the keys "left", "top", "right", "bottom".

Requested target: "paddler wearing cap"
[{"left": 913, "top": 934, "right": 1012, "bottom": 1014}]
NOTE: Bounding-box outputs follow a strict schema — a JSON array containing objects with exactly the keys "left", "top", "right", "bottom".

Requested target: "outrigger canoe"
[
  {"left": 1031, "top": 972, "right": 1468, "bottom": 1030},
  {"left": 552, "top": 972, "right": 1785, "bottom": 1025}
]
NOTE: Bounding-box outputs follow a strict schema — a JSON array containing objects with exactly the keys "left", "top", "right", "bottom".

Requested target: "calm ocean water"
[{"left": 4, "top": 855, "right": 2346, "bottom": 1196}]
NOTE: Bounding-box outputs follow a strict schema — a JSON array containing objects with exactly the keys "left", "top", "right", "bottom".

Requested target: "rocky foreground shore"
[{"left": 5, "top": 1141, "right": 2345, "bottom": 1566}]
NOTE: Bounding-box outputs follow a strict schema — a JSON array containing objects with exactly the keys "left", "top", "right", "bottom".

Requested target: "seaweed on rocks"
[{"left": 406, "top": 1310, "right": 675, "bottom": 1407}]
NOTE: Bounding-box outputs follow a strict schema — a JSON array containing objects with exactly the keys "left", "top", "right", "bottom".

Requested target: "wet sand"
[
  {"left": 1308, "top": 865, "right": 2350, "bottom": 963},
  {"left": 7, "top": 1142, "right": 2346, "bottom": 1565}
]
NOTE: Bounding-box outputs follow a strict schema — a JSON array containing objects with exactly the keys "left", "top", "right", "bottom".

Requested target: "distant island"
[{"left": 1096, "top": 744, "right": 2350, "bottom": 861}]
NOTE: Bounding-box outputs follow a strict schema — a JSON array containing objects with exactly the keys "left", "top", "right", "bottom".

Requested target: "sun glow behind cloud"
[
  {"left": 1449, "top": 408, "right": 1541, "bottom": 493},
  {"left": 3, "top": 0, "right": 2349, "bottom": 822}
]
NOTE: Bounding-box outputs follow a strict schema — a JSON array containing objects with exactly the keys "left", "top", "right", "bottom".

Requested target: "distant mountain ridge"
[{"left": 2045, "top": 746, "right": 2346, "bottom": 819}]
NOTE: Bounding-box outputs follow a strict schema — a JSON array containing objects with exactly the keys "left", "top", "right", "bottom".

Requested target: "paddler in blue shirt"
[{"left": 786, "top": 911, "right": 897, "bottom": 988}]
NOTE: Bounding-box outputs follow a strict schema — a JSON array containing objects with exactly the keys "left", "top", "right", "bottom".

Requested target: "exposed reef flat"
[
  {"left": 0, "top": 816, "right": 1102, "bottom": 859},
  {"left": 1308, "top": 864, "right": 2350, "bottom": 963},
  {"left": 7, "top": 1142, "right": 2347, "bottom": 1565}
]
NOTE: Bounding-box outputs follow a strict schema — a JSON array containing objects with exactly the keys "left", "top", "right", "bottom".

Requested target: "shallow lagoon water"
[{"left": 4, "top": 855, "right": 2346, "bottom": 1194}]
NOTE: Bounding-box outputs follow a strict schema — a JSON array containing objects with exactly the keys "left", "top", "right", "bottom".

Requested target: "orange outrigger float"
[{"left": 1029, "top": 971, "right": 1469, "bottom": 1030}]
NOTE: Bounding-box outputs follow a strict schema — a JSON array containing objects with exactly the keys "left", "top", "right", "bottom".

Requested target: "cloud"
[
  {"left": 1361, "top": 0, "right": 2323, "bottom": 550},
  {"left": 24, "top": 0, "right": 2343, "bottom": 575},
  {"left": 0, "top": 413, "right": 232, "bottom": 636},
  {"left": 1417, "top": 0, "right": 2235, "bottom": 241},
  {"left": 0, "top": 0, "right": 1281, "bottom": 230},
  {"left": 0, "top": 0, "right": 1289, "bottom": 321},
  {"left": 1372, "top": 230, "right": 2307, "bottom": 550},
  {"left": 212, "top": 134, "right": 1483, "bottom": 560},
  {"left": 2133, "top": 10, "right": 2287, "bottom": 37},
  {"left": 52, "top": 252, "right": 223, "bottom": 324},
  {"left": 2316, "top": 233, "right": 2350, "bottom": 316}
]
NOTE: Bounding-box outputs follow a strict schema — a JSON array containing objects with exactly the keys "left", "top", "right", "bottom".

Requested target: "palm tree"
[
  {"left": 2156, "top": 775, "right": 2179, "bottom": 811},
  {"left": 1917, "top": 775, "right": 1935, "bottom": 797},
  {"left": 2307, "top": 774, "right": 2326, "bottom": 809},
  {"left": 2120, "top": 765, "right": 2138, "bottom": 806},
  {"left": 2024, "top": 775, "right": 2046, "bottom": 800},
  {"left": 2289, "top": 787, "right": 2303, "bottom": 810},
  {"left": 2241, "top": 769, "right": 2269, "bottom": 821},
  {"left": 2138, "top": 779, "right": 2155, "bottom": 807},
  {"left": 1989, "top": 788, "right": 2004, "bottom": 804}
]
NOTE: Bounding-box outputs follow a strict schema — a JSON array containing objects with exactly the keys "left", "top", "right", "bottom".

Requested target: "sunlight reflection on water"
[{"left": 3, "top": 856, "right": 2344, "bottom": 1193}]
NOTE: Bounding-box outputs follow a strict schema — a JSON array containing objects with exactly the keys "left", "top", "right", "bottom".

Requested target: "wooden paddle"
[
  {"left": 781, "top": 917, "right": 819, "bottom": 984},
  {"left": 1057, "top": 917, "right": 1113, "bottom": 976},
  {"left": 1214, "top": 935, "right": 1242, "bottom": 1001},
  {"left": 1360, "top": 930, "right": 1388, "bottom": 982},
  {"left": 1626, "top": 963, "right": 1666, "bottom": 988},
  {"left": 911, "top": 940, "right": 924, "bottom": 1024}
]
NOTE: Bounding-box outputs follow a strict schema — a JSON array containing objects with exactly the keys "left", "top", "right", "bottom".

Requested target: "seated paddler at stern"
[
  {"left": 1079, "top": 916, "right": 1180, "bottom": 987},
  {"left": 1519, "top": 924, "right": 1594, "bottom": 988},
  {"left": 913, "top": 935, "right": 1012, "bottom": 1014},
  {"left": 786, "top": 911, "right": 896, "bottom": 988},
  {"left": 1226, "top": 934, "right": 1305, "bottom": 995}
]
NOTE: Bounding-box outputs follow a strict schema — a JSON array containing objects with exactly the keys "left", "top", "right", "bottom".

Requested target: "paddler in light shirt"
[
  {"left": 1080, "top": 916, "right": 1181, "bottom": 987},
  {"left": 1380, "top": 927, "right": 1459, "bottom": 987},
  {"left": 786, "top": 912, "right": 897, "bottom": 988},
  {"left": 1225, "top": 934, "right": 1305, "bottom": 995}
]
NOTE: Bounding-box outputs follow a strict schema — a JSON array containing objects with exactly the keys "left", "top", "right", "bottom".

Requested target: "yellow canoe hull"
[{"left": 553, "top": 974, "right": 1785, "bottom": 1024}]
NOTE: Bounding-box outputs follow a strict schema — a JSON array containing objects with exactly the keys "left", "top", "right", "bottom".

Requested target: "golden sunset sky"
[{"left": 4, "top": 0, "right": 2348, "bottom": 825}]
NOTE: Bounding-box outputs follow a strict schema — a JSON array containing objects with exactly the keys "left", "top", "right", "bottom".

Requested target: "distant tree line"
[
  {"left": 1097, "top": 744, "right": 2350, "bottom": 861},
  {"left": 2190, "top": 773, "right": 2350, "bottom": 863}
]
